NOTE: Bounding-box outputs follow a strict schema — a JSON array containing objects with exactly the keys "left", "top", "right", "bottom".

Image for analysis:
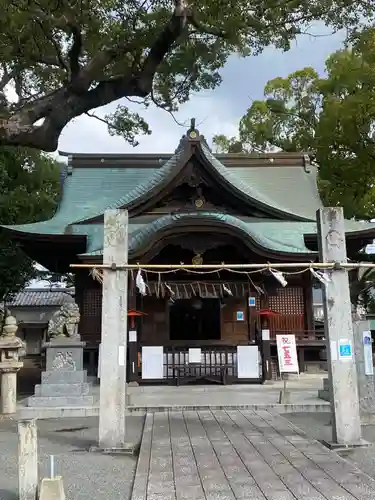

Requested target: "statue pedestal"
[{"left": 27, "top": 338, "right": 94, "bottom": 408}]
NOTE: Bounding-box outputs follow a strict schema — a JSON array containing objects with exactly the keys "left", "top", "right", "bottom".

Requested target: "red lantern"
[
  {"left": 255, "top": 308, "right": 280, "bottom": 329},
  {"left": 127, "top": 309, "right": 147, "bottom": 329}
]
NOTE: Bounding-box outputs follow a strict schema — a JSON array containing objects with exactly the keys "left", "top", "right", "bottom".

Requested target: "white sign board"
[
  {"left": 129, "top": 330, "right": 137, "bottom": 342},
  {"left": 363, "top": 331, "right": 374, "bottom": 376},
  {"left": 118, "top": 346, "right": 125, "bottom": 366},
  {"left": 261, "top": 329, "right": 270, "bottom": 341},
  {"left": 188, "top": 348, "right": 202, "bottom": 363},
  {"left": 237, "top": 345, "right": 260, "bottom": 379},
  {"left": 276, "top": 335, "right": 299, "bottom": 374},
  {"left": 330, "top": 340, "right": 338, "bottom": 361},
  {"left": 142, "top": 346, "right": 164, "bottom": 379}
]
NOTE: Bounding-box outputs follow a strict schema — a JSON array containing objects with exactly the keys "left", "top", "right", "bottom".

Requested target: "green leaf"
[
  {"left": 0, "top": 147, "right": 60, "bottom": 301},
  {"left": 214, "top": 27, "right": 375, "bottom": 220}
]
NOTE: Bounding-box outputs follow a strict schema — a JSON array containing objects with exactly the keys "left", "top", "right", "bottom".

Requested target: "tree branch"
[
  {"left": 0, "top": 65, "right": 16, "bottom": 92},
  {"left": 137, "top": 0, "right": 192, "bottom": 95},
  {"left": 0, "top": 0, "right": 230, "bottom": 151},
  {"left": 33, "top": 16, "right": 68, "bottom": 71},
  {"left": 65, "top": 16, "right": 83, "bottom": 78}
]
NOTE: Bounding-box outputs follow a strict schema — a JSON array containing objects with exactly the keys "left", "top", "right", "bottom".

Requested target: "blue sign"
[
  {"left": 339, "top": 343, "right": 352, "bottom": 358},
  {"left": 236, "top": 311, "right": 244, "bottom": 321},
  {"left": 364, "top": 335, "right": 371, "bottom": 345},
  {"left": 248, "top": 297, "right": 256, "bottom": 307}
]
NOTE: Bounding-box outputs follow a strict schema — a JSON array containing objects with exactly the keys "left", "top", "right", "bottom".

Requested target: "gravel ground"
[
  {"left": 0, "top": 415, "right": 145, "bottom": 500},
  {"left": 285, "top": 412, "right": 375, "bottom": 479}
]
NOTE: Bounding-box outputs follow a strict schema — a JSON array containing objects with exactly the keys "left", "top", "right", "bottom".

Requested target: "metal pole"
[{"left": 49, "top": 455, "right": 55, "bottom": 479}]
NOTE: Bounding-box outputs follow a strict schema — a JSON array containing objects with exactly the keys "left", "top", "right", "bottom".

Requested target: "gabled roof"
[
  {"left": 2, "top": 124, "right": 375, "bottom": 265},
  {"left": 69, "top": 138, "right": 322, "bottom": 223},
  {"left": 2, "top": 126, "right": 323, "bottom": 239}
]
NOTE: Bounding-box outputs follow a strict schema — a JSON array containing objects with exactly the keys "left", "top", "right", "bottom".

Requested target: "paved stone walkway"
[{"left": 131, "top": 409, "right": 375, "bottom": 500}]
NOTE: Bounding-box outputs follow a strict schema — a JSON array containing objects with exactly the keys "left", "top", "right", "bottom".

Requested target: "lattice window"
[
  {"left": 269, "top": 287, "right": 304, "bottom": 315},
  {"left": 83, "top": 288, "right": 102, "bottom": 317}
]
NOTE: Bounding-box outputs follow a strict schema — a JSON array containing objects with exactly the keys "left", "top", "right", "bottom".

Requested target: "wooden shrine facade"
[
  {"left": 75, "top": 239, "right": 318, "bottom": 383},
  {"left": 3, "top": 122, "right": 375, "bottom": 384}
]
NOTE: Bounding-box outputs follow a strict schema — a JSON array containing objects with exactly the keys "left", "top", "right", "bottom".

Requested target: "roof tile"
[{"left": 3, "top": 289, "right": 74, "bottom": 308}]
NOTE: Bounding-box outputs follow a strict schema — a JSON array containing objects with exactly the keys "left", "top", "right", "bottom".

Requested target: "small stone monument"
[
  {"left": 353, "top": 319, "right": 375, "bottom": 423},
  {"left": 319, "top": 319, "right": 375, "bottom": 424},
  {"left": 27, "top": 302, "right": 94, "bottom": 408},
  {"left": 0, "top": 310, "right": 25, "bottom": 414}
]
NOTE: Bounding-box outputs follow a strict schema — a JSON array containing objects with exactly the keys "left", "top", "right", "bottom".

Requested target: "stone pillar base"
[
  {"left": 318, "top": 377, "right": 330, "bottom": 401},
  {"left": 27, "top": 339, "right": 94, "bottom": 408}
]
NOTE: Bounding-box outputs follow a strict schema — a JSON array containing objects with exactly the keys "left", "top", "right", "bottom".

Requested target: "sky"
[{"left": 57, "top": 24, "right": 346, "bottom": 157}]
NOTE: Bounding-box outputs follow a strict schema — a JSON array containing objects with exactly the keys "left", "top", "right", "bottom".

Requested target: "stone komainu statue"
[{"left": 48, "top": 302, "right": 80, "bottom": 340}]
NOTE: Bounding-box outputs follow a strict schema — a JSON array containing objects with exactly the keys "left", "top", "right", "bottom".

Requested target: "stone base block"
[
  {"left": 318, "top": 389, "right": 330, "bottom": 401},
  {"left": 42, "top": 370, "right": 87, "bottom": 385},
  {"left": 27, "top": 395, "right": 94, "bottom": 407},
  {"left": 321, "top": 439, "right": 371, "bottom": 451},
  {"left": 39, "top": 476, "right": 66, "bottom": 500},
  {"left": 89, "top": 443, "right": 140, "bottom": 455},
  {"left": 34, "top": 383, "right": 90, "bottom": 397},
  {"left": 278, "top": 390, "right": 291, "bottom": 404}
]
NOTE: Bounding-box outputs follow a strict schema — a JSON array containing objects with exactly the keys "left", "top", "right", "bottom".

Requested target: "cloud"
[{"left": 58, "top": 25, "right": 345, "bottom": 156}]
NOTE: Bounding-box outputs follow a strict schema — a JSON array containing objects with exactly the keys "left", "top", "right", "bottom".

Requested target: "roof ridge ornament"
[
  {"left": 187, "top": 117, "right": 199, "bottom": 139},
  {"left": 174, "top": 117, "right": 201, "bottom": 153}
]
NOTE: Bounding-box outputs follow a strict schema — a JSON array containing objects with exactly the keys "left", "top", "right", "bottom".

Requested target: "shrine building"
[{"left": 3, "top": 123, "right": 375, "bottom": 384}]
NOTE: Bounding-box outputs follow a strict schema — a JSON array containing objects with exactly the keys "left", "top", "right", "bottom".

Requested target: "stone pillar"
[
  {"left": 99, "top": 209, "right": 128, "bottom": 450},
  {"left": 317, "top": 207, "right": 362, "bottom": 445},
  {"left": 1, "top": 370, "right": 18, "bottom": 413},
  {"left": 18, "top": 419, "right": 38, "bottom": 500},
  {"left": 0, "top": 311, "right": 24, "bottom": 414},
  {"left": 353, "top": 320, "right": 375, "bottom": 422}
]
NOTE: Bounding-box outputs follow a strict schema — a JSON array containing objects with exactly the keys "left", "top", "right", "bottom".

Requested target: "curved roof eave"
[
  {"left": 196, "top": 143, "right": 312, "bottom": 222},
  {"left": 0, "top": 224, "right": 85, "bottom": 243},
  {"left": 78, "top": 212, "right": 315, "bottom": 260}
]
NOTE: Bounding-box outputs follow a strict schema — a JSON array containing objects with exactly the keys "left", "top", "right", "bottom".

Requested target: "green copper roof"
[
  {"left": 4, "top": 166, "right": 158, "bottom": 235},
  {"left": 3, "top": 137, "right": 324, "bottom": 238},
  {"left": 71, "top": 142, "right": 321, "bottom": 223},
  {"left": 3, "top": 132, "right": 375, "bottom": 259},
  {"left": 74, "top": 215, "right": 375, "bottom": 258},
  {"left": 77, "top": 213, "right": 315, "bottom": 257},
  {"left": 200, "top": 144, "right": 322, "bottom": 221}
]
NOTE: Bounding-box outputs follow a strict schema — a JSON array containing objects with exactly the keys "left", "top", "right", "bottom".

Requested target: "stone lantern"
[{"left": 0, "top": 310, "right": 24, "bottom": 414}]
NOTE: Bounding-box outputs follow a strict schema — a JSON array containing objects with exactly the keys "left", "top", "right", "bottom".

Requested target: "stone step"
[
  {"left": 318, "top": 389, "right": 330, "bottom": 401},
  {"left": 34, "top": 383, "right": 91, "bottom": 397},
  {"left": 41, "top": 370, "right": 87, "bottom": 385},
  {"left": 27, "top": 395, "right": 95, "bottom": 407}
]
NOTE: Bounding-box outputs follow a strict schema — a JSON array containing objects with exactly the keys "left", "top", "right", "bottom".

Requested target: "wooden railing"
[
  {"left": 163, "top": 345, "right": 236, "bottom": 380},
  {"left": 271, "top": 330, "right": 325, "bottom": 342}
]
